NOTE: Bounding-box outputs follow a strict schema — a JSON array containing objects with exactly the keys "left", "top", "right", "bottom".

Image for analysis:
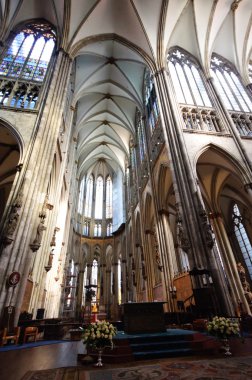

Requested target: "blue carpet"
[
  {"left": 115, "top": 328, "right": 195, "bottom": 339},
  {"left": 0, "top": 340, "right": 70, "bottom": 351}
]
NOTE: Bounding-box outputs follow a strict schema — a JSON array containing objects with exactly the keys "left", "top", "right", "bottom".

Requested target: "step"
[
  {"left": 127, "top": 334, "right": 190, "bottom": 344},
  {"left": 133, "top": 347, "right": 194, "bottom": 360},
  {"left": 130, "top": 340, "right": 191, "bottom": 352}
]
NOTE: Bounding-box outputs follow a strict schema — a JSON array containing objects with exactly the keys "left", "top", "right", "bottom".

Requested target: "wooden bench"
[{"left": 0, "top": 327, "right": 20, "bottom": 346}]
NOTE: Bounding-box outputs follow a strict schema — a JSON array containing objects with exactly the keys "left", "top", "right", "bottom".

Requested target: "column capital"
[
  {"left": 153, "top": 67, "right": 167, "bottom": 77},
  {"left": 158, "top": 208, "right": 169, "bottom": 217},
  {"left": 208, "top": 211, "right": 222, "bottom": 219}
]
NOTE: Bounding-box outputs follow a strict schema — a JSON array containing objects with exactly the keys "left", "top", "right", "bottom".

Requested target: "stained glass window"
[
  {"left": 83, "top": 220, "right": 90, "bottom": 236},
  {"left": 0, "top": 22, "right": 55, "bottom": 82},
  {"left": 233, "top": 204, "right": 252, "bottom": 279},
  {"left": 106, "top": 176, "right": 112, "bottom": 219},
  {"left": 211, "top": 55, "right": 252, "bottom": 112},
  {"left": 84, "top": 175, "right": 93, "bottom": 218},
  {"left": 91, "top": 260, "right": 98, "bottom": 286},
  {"left": 107, "top": 223, "right": 112, "bottom": 236},
  {"left": 95, "top": 176, "right": 103, "bottom": 219},
  {"left": 94, "top": 222, "right": 102, "bottom": 237},
  {"left": 144, "top": 71, "right": 160, "bottom": 134},
  {"left": 78, "top": 178, "right": 85, "bottom": 213},
  {"left": 168, "top": 49, "right": 212, "bottom": 107},
  {"left": 136, "top": 110, "right": 146, "bottom": 161}
]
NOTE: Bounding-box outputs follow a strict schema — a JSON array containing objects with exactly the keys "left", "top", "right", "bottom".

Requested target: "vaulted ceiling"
[{"left": 0, "top": 0, "right": 251, "bottom": 178}]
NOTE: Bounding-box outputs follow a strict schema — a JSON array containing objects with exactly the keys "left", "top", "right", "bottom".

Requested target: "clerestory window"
[
  {"left": 81, "top": 172, "right": 113, "bottom": 237},
  {"left": 0, "top": 21, "right": 55, "bottom": 109},
  {"left": 0, "top": 22, "right": 55, "bottom": 82},
  {"left": 95, "top": 176, "right": 103, "bottom": 219},
  {"left": 211, "top": 54, "right": 252, "bottom": 113},
  {"left": 78, "top": 178, "right": 84, "bottom": 213},
  {"left": 168, "top": 48, "right": 212, "bottom": 107},
  {"left": 84, "top": 175, "right": 93, "bottom": 218},
  {"left": 144, "top": 71, "right": 160, "bottom": 134},
  {"left": 136, "top": 109, "right": 147, "bottom": 162},
  {"left": 106, "top": 176, "right": 112, "bottom": 219}
]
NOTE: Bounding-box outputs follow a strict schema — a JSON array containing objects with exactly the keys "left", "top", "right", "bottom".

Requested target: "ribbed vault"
[{"left": 0, "top": 0, "right": 251, "bottom": 184}]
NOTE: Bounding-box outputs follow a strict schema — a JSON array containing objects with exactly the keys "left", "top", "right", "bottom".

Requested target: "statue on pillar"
[
  {"left": 175, "top": 205, "right": 191, "bottom": 252},
  {"left": 3, "top": 190, "right": 23, "bottom": 245},
  {"left": 33, "top": 219, "right": 47, "bottom": 246},
  {"left": 30, "top": 196, "right": 49, "bottom": 252},
  {"left": 237, "top": 262, "right": 252, "bottom": 310},
  {"left": 199, "top": 205, "right": 215, "bottom": 248}
]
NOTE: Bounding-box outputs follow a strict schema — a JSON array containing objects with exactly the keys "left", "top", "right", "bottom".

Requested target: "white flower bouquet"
[
  {"left": 207, "top": 316, "right": 240, "bottom": 340},
  {"left": 83, "top": 320, "right": 117, "bottom": 350}
]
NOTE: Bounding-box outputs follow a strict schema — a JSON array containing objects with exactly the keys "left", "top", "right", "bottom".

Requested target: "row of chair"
[{"left": 0, "top": 326, "right": 38, "bottom": 346}]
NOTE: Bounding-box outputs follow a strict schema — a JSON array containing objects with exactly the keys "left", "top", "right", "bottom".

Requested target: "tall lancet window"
[
  {"left": 233, "top": 204, "right": 252, "bottom": 279},
  {"left": 77, "top": 178, "right": 84, "bottom": 213},
  {"left": 168, "top": 49, "right": 212, "bottom": 107},
  {"left": 136, "top": 110, "right": 146, "bottom": 161},
  {"left": 211, "top": 54, "right": 252, "bottom": 112},
  {"left": 84, "top": 175, "right": 93, "bottom": 218},
  {"left": 144, "top": 71, "right": 160, "bottom": 134},
  {"left": 91, "top": 259, "right": 98, "bottom": 286},
  {"left": 106, "top": 176, "right": 112, "bottom": 219},
  {"left": 0, "top": 22, "right": 55, "bottom": 109},
  {"left": 107, "top": 223, "right": 112, "bottom": 236},
  {"left": 95, "top": 176, "right": 103, "bottom": 219}
]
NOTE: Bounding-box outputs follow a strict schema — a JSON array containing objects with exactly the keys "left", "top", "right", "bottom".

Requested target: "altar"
[{"left": 122, "top": 302, "right": 166, "bottom": 334}]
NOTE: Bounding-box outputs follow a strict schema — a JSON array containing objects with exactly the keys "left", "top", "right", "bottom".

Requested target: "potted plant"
[
  {"left": 83, "top": 320, "right": 117, "bottom": 366},
  {"left": 207, "top": 316, "right": 240, "bottom": 356}
]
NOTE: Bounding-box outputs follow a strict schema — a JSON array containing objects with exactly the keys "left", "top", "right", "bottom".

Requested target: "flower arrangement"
[
  {"left": 83, "top": 320, "right": 117, "bottom": 350},
  {"left": 207, "top": 316, "right": 240, "bottom": 340}
]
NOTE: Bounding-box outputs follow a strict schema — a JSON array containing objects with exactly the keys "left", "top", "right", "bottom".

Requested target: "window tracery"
[
  {"left": 95, "top": 176, "right": 103, "bottom": 219},
  {"left": 144, "top": 70, "right": 164, "bottom": 164},
  {"left": 107, "top": 222, "right": 112, "bottom": 236},
  {"left": 144, "top": 71, "right": 160, "bottom": 134},
  {"left": 0, "top": 22, "right": 55, "bottom": 109},
  {"left": 78, "top": 178, "right": 84, "bottom": 214},
  {"left": 106, "top": 176, "right": 112, "bottom": 219},
  {"left": 136, "top": 110, "right": 146, "bottom": 162},
  {"left": 168, "top": 49, "right": 212, "bottom": 107},
  {"left": 232, "top": 204, "right": 252, "bottom": 279},
  {"left": 211, "top": 54, "right": 252, "bottom": 113},
  {"left": 84, "top": 175, "right": 93, "bottom": 218}
]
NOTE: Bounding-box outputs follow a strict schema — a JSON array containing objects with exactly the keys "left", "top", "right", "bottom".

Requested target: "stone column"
[
  {"left": 0, "top": 50, "right": 73, "bottom": 324},
  {"left": 210, "top": 212, "right": 251, "bottom": 316},
  {"left": 111, "top": 262, "right": 119, "bottom": 320},
  {"left": 159, "top": 210, "right": 177, "bottom": 310},
  {"left": 153, "top": 67, "right": 236, "bottom": 315},
  {"left": 154, "top": 67, "right": 211, "bottom": 267}
]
